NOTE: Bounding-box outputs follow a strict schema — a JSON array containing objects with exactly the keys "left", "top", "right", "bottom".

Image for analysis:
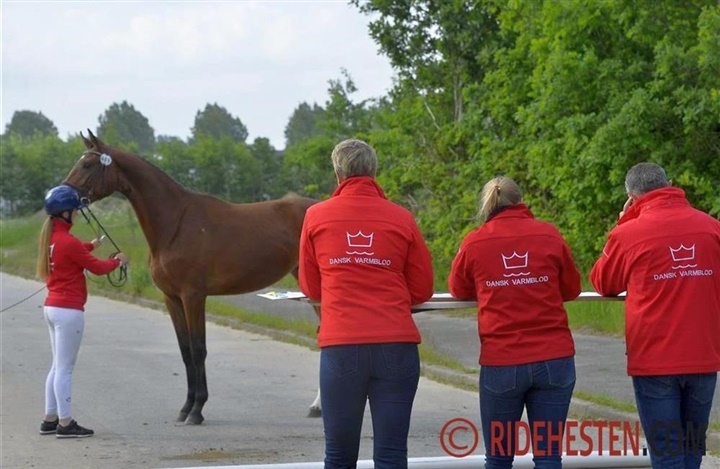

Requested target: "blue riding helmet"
[{"left": 44, "top": 185, "right": 87, "bottom": 216}]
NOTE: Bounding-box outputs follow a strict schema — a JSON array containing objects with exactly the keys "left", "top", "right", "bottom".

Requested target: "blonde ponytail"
[
  {"left": 478, "top": 176, "right": 523, "bottom": 222},
  {"left": 36, "top": 218, "right": 53, "bottom": 281}
]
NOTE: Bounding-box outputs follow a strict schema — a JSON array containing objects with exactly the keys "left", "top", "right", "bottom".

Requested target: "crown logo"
[
  {"left": 669, "top": 244, "right": 695, "bottom": 262},
  {"left": 347, "top": 231, "right": 374, "bottom": 248},
  {"left": 502, "top": 251, "right": 529, "bottom": 269}
]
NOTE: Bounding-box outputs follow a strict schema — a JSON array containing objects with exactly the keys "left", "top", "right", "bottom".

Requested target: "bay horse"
[{"left": 63, "top": 130, "right": 322, "bottom": 425}]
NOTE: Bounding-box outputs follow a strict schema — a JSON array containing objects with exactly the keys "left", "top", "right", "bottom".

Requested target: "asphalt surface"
[
  {"left": 0, "top": 274, "right": 485, "bottom": 468},
  {"left": 220, "top": 289, "right": 720, "bottom": 424},
  {"left": 2, "top": 273, "right": 719, "bottom": 469}
]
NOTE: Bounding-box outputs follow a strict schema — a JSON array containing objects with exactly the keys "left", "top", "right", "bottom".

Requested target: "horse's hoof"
[
  {"left": 307, "top": 407, "right": 322, "bottom": 418},
  {"left": 185, "top": 413, "right": 204, "bottom": 425},
  {"left": 176, "top": 412, "right": 188, "bottom": 423}
]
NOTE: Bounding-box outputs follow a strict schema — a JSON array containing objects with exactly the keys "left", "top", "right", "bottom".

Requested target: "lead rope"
[
  {"left": 0, "top": 286, "right": 46, "bottom": 313},
  {"left": 79, "top": 204, "right": 128, "bottom": 287}
]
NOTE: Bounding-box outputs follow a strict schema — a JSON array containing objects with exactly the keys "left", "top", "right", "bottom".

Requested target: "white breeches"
[{"left": 44, "top": 306, "right": 85, "bottom": 419}]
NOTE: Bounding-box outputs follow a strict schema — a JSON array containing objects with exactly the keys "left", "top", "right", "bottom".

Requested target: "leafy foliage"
[
  {"left": 284, "top": 102, "right": 326, "bottom": 148},
  {"left": 191, "top": 103, "right": 248, "bottom": 144},
  {"left": 4, "top": 110, "right": 58, "bottom": 138},
  {"left": 97, "top": 101, "right": 156, "bottom": 155}
]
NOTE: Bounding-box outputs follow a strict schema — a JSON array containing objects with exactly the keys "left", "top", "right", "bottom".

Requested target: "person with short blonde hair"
[
  {"left": 449, "top": 176, "right": 581, "bottom": 469},
  {"left": 330, "top": 138, "right": 378, "bottom": 180},
  {"left": 300, "top": 139, "right": 433, "bottom": 469}
]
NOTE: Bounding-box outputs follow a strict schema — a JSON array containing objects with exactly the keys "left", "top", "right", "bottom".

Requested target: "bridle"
[{"left": 65, "top": 149, "right": 128, "bottom": 287}]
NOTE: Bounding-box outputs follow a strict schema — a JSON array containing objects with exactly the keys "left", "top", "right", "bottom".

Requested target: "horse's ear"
[
  {"left": 81, "top": 131, "right": 93, "bottom": 149},
  {"left": 87, "top": 129, "right": 101, "bottom": 148}
]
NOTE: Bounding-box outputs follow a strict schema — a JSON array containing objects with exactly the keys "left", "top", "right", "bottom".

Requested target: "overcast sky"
[{"left": 2, "top": 0, "right": 395, "bottom": 149}]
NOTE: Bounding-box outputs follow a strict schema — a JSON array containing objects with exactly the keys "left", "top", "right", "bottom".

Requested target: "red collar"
[
  {"left": 332, "top": 176, "right": 387, "bottom": 199},
  {"left": 618, "top": 187, "right": 689, "bottom": 225}
]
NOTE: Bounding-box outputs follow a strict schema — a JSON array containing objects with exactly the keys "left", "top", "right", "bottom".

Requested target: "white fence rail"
[
  {"left": 171, "top": 452, "right": 650, "bottom": 469},
  {"left": 258, "top": 291, "right": 627, "bottom": 312}
]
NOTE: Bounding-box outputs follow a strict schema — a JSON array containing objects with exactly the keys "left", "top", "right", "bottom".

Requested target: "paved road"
[
  {"left": 221, "top": 289, "right": 720, "bottom": 423},
  {"left": 0, "top": 274, "right": 481, "bottom": 469},
  {"left": 3, "top": 274, "right": 718, "bottom": 469}
]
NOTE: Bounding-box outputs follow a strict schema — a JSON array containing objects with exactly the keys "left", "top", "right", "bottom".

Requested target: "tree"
[
  {"left": 153, "top": 137, "right": 197, "bottom": 189},
  {"left": 191, "top": 103, "right": 248, "bottom": 143},
  {"left": 4, "top": 110, "right": 58, "bottom": 138},
  {"left": 249, "top": 137, "right": 285, "bottom": 200},
  {"left": 0, "top": 134, "right": 83, "bottom": 215},
  {"left": 352, "top": 0, "right": 720, "bottom": 278},
  {"left": 281, "top": 135, "right": 337, "bottom": 198},
  {"left": 97, "top": 101, "right": 155, "bottom": 154},
  {"left": 189, "top": 135, "right": 261, "bottom": 202},
  {"left": 284, "top": 102, "right": 325, "bottom": 148},
  {"left": 280, "top": 71, "right": 376, "bottom": 199},
  {"left": 320, "top": 70, "right": 374, "bottom": 139}
]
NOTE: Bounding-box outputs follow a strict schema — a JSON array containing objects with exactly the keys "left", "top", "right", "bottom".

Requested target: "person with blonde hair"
[
  {"left": 449, "top": 176, "right": 581, "bottom": 469},
  {"left": 299, "top": 139, "right": 434, "bottom": 469},
  {"left": 37, "top": 185, "right": 127, "bottom": 438}
]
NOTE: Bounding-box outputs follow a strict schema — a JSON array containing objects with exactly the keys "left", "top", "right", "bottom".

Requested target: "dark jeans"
[
  {"left": 632, "top": 373, "right": 717, "bottom": 469},
  {"left": 480, "top": 356, "right": 576, "bottom": 469},
  {"left": 320, "top": 343, "right": 420, "bottom": 469}
]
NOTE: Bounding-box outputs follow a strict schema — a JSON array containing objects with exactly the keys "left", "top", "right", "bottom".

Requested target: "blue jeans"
[
  {"left": 320, "top": 343, "right": 420, "bottom": 469},
  {"left": 480, "top": 356, "right": 576, "bottom": 469},
  {"left": 632, "top": 373, "right": 717, "bottom": 469}
]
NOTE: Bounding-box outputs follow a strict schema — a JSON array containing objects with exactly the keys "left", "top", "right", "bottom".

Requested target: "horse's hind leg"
[
  {"left": 181, "top": 292, "right": 208, "bottom": 425},
  {"left": 308, "top": 385, "right": 322, "bottom": 418},
  {"left": 293, "top": 264, "right": 323, "bottom": 418},
  {"left": 164, "top": 294, "right": 196, "bottom": 423}
]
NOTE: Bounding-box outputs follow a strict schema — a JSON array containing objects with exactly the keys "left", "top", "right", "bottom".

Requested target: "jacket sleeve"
[
  {"left": 68, "top": 238, "right": 120, "bottom": 275},
  {"left": 448, "top": 239, "right": 477, "bottom": 300},
  {"left": 299, "top": 220, "right": 321, "bottom": 301},
  {"left": 404, "top": 223, "right": 434, "bottom": 305},
  {"left": 558, "top": 239, "right": 582, "bottom": 301},
  {"left": 83, "top": 242, "right": 95, "bottom": 252},
  {"left": 590, "top": 231, "right": 628, "bottom": 296}
]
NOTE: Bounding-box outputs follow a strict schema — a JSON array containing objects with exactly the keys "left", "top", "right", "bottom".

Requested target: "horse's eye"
[{"left": 82, "top": 163, "right": 92, "bottom": 169}]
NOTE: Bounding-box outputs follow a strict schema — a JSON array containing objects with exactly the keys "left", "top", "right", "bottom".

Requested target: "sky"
[{"left": 1, "top": 0, "right": 396, "bottom": 149}]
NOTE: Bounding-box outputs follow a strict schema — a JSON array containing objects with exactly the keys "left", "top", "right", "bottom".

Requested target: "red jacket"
[
  {"left": 44, "top": 219, "right": 121, "bottom": 311},
  {"left": 299, "top": 177, "right": 434, "bottom": 347},
  {"left": 449, "top": 205, "right": 580, "bottom": 366},
  {"left": 590, "top": 187, "right": 720, "bottom": 376}
]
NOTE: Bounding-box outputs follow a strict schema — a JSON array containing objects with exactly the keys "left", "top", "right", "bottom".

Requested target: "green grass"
[
  {"left": 1, "top": 198, "right": 628, "bottom": 339},
  {"left": 574, "top": 391, "right": 638, "bottom": 414},
  {"left": 565, "top": 300, "right": 625, "bottom": 336}
]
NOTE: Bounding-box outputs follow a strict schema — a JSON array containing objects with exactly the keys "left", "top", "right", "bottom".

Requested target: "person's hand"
[
  {"left": 91, "top": 235, "right": 105, "bottom": 249},
  {"left": 619, "top": 197, "right": 633, "bottom": 219},
  {"left": 114, "top": 252, "right": 129, "bottom": 266}
]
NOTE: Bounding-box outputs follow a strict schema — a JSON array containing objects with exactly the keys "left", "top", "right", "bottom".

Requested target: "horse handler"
[
  {"left": 299, "top": 139, "right": 434, "bottom": 469},
  {"left": 36, "top": 185, "right": 128, "bottom": 438}
]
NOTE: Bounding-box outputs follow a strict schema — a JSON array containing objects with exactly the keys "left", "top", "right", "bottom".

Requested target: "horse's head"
[{"left": 63, "top": 130, "right": 125, "bottom": 202}]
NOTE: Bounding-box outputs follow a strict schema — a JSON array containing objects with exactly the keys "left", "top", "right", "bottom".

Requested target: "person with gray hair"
[
  {"left": 299, "top": 139, "right": 434, "bottom": 469},
  {"left": 591, "top": 162, "right": 720, "bottom": 469}
]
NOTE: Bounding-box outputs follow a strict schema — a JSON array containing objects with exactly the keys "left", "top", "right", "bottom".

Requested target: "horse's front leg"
[
  {"left": 182, "top": 292, "right": 208, "bottom": 425},
  {"left": 164, "top": 294, "right": 196, "bottom": 423}
]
